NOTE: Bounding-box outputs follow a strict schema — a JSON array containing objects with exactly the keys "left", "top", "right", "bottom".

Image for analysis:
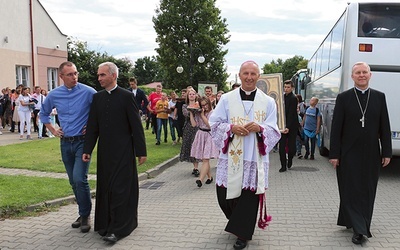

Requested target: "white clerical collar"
[
  {"left": 354, "top": 86, "right": 369, "bottom": 94},
  {"left": 240, "top": 87, "right": 257, "bottom": 95},
  {"left": 106, "top": 84, "right": 118, "bottom": 94}
]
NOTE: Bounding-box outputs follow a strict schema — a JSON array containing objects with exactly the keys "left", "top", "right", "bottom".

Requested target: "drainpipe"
[{"left": 29, "top": 0, "right": 36, "bottom": 87}]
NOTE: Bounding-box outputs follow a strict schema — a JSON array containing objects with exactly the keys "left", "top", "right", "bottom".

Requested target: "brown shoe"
[
  {"left": 71, "top": 217, "right": 81, "bottom": 228},
  {"left": 80, "top": 216, "right": 91, "bottom": 233}
]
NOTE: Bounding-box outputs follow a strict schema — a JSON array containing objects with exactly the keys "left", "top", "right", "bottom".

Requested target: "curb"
[
  {"left": 138, "top": 155, "right": 180, "bottom": 181},
  {"left": 25, "top": 155, "right": 180, "bottom": 212}
]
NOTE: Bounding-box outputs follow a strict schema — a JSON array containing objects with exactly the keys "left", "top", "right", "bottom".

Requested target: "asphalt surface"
[{"left": 1, "top": 128, "right": 400, "bottom": 249}]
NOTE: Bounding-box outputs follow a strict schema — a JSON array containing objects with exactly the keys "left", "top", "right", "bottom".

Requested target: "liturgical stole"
[{"left": 227, "top": 90, "right": 267, "bottom": 199}]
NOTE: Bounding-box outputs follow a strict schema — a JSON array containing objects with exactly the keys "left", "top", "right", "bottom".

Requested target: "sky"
[{"left": 39, "top": 0, "right": 354, "bottom": 83}]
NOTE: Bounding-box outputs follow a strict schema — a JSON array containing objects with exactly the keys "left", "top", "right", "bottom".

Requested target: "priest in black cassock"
[
  {"left": 82, "top": 62, "right": 147, "bottom": 243},
  {"left": 329, "top": 62, "right": 391, "bottom": 245}
]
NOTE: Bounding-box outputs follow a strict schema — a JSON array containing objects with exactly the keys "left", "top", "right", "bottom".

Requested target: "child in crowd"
[
  {"left": 155, "top": 92, "right": 170, "bottom": 145},
  {"left": 190, "top": 96, "right": 219, "bottom": 187},
  {"left": 301, "top": 97, "right": 321, "bottom": 160}
]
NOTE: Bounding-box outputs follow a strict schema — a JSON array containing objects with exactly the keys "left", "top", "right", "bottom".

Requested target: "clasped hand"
[{"left": 232, "top": 122, "right": 260, "bottom": 136}]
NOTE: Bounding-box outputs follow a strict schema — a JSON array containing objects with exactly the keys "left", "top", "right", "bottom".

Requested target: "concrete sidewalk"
[
  {"left": 1, "top": 127, "right": 400, "bottom": 249},
  {"left": 0, "top": 127, "right": 35, "bottom": 146}
]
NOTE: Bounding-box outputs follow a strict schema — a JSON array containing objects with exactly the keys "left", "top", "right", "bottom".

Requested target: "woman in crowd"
[
  {"left": 12, "top": 89, "right": 21, "bottom": 133},
  {"left": 18, "top": 87, "right": 35, "bottom": 140},
  {"left": 179, "top": 87, "right": 200, "bottom": 176},
  {"left": 215, "top": 90, "right": 224, "bottom": 105}
]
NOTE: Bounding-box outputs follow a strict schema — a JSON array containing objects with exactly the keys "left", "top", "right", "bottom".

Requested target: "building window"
[
  {"left": 16, "top": 66, "right": 30, "bottom": 87},
  {"left": 47, "top": 68, "right": 58, "bottom": 91}
]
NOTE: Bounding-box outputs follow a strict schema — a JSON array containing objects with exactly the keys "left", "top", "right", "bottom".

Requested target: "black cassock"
[
  {"left": 83, "top": 86, "right": 146, "bottom": 237},
  {"left": 330, "top": 88, "right": 391, "bottom": 237}
]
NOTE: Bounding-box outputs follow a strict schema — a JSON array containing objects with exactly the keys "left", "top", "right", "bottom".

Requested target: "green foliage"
[
  {"left": 153, "top": 0, "right": 230, "bottom": 91},
  {"left": 262, "top": 56, "right": 308, "bottom": 82},
  {"left": 67, "top": 37, "right": 135, "bottom": 90},
  {"left": 133, "top": 56, "right": 164, "bottom": 85}
]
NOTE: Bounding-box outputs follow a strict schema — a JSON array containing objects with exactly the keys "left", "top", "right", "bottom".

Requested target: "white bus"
[{"left": 296, "top": 1, "right": 400, "bottom": 156}]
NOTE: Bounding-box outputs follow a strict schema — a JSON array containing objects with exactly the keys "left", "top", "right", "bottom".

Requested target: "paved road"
[
  {"left": 1, "top": 128, "right": 400, "bottom": 249},
  {"left": 0, "top": 127, "right": 35, "bottom": 146}
]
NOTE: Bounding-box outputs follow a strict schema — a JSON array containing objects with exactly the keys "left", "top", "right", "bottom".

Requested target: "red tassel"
[{"left": 258, "top": 193, "right": 272, "bottom": 229}]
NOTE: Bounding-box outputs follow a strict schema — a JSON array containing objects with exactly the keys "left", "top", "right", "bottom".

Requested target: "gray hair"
[{"left": 99, "top": 62, "right": 119, "bottom": 78}]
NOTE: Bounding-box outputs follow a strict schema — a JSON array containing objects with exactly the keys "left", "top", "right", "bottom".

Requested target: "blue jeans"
[
  {"left": 296, "top": 135, "right": 303, "bottom": 155},
  {"left": 60, "top": 140, "right": 92, "bottom": 217},
  {"left": 168, "top": 117, "right": 177, "bottom": 142},
  {"left": 156, "top": 118, "right": 168, "bottom": 142},
  {"left": 304, "top": 135, "right": 316, "bottom": 156}
]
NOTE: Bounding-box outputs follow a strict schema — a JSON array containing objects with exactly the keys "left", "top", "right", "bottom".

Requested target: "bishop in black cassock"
[
  {"left": 329, "top": 62, "right": 391, "bottom": 244},
  {"left": 83, "top": 62, "right": 147, "bottom": 243}
]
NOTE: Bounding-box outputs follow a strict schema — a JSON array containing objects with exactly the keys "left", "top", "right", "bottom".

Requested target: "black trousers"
[
  {"left": 33, "top": 109, "right": 40, "bottom": 132},
  {"left": 279, "top": 129, "right": 297, "bottom": 167},
  {"left": 150, "top": 113, "right": 158, "bottom": 135},
  {"left": 216, "top": 186, "right": 259, "bottom": 240}
]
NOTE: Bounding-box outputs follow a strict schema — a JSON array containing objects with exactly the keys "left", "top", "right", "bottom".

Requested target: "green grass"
[
  {"left": 0, "top": 126, "right": 181, "bottom": 174},
  {"left": 0, "top": 125, "right": 181, "bottom": 218},
  {"left": 0, "top": 175, "right": 96, "bottom": 218}
]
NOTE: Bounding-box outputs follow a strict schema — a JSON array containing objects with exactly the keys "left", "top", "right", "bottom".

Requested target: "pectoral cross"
[{"left": 360, "top": 116, "right": 365, "bottom": 128}]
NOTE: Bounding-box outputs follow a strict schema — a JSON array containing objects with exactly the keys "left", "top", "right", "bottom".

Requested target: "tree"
[
  {"left": 132, "top": 56, "right": 163, "bottom": 85},
  {"left": 153, "top": 0, "right": 230, "bottom": 91},
  {"left": 262, "top": 59, "right": 284, "bottom": 75},
  {"left": 262, "top": 56, "right": 308, "bottom": 82},
  {"left": 67, "top": 37, "right": 134, "bottom": 90}
]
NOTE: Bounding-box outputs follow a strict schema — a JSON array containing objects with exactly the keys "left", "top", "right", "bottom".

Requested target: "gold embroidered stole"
[{"left": 227, "top": 90, "right": 268, "bottom": 199}]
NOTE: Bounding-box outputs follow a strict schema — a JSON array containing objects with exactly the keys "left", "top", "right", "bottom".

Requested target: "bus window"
[{"left": 358, "top": 3, "right": 400, "bottom": 38}]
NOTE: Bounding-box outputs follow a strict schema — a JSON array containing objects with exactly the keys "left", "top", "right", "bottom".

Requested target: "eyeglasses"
[{"left": 62, "top": 72, "right": 79, "bottom": 77}]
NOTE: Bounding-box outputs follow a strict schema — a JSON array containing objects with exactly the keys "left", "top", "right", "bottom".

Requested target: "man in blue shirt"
[{"left": 40, "top": 61, "right": 97, "bottom": 233}]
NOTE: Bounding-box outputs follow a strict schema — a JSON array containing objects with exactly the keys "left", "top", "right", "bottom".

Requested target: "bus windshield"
[{"left": 358, "top": 3, "right": 400, "bottom": 38}]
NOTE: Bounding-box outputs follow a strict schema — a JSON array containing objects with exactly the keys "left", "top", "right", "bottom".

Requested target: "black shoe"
[
  {"left": 196, "top": 180, "right": 202, "bottom": 187},
  {"left": 279, "top": 167, "right": 287, "bottom": 172},
  {"left": 71, "top": 217, "right": 81, "bottom": 228},
  {"left": 155, "top": 141, "right": 160, "bottom": 145},
  {"left": 205, "top": 177, "right": 213, "bottom": 184},
  {"left": 103, "top": 233, "right": 119, "bottom": 243},
  {"left": 310, "top": 155, "right": 315, "bottom": 160},
  {"left": 287, "top": 159, "right": 293, "bottom": 169},
  {"left": 164, "top": 139, "right": 167, "bottom": 143},
  {"left": 80, "top": 216, "right": 91, "bottom": 233},
  {"left": 42, "top": 134, "right": 49, "bottom": 137},
  {"left": 352, "top": 233, "right": 364, "bottom": 244},
  {"left": 233, "top": 238, "right": 247, "bottom": 250},
  {"left": 304, "top": 153, "right": 309, "bottom": 159},
  {"left": 192, "top": 169, "right": 200, "bottom": 177},
  {"left": 297, "top": 154, "right": 303, "bottom": 159}
]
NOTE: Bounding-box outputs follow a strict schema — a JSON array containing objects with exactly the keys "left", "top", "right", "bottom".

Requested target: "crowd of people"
[
  {"left": 0, "top": 60, "right": 392, "bottom": 248},
  {"left": 0, "top": 85, "right": 57, "bottom": 138}
]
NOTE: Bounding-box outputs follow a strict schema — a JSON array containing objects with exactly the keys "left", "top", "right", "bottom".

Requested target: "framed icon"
[{"left": 257, "top": 73, "right": 285, "bottom": 131}]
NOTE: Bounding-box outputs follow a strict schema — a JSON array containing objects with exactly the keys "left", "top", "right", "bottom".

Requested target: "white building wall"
[{"left": 0, "top": 0, "right": 67, "bottom": 90}]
